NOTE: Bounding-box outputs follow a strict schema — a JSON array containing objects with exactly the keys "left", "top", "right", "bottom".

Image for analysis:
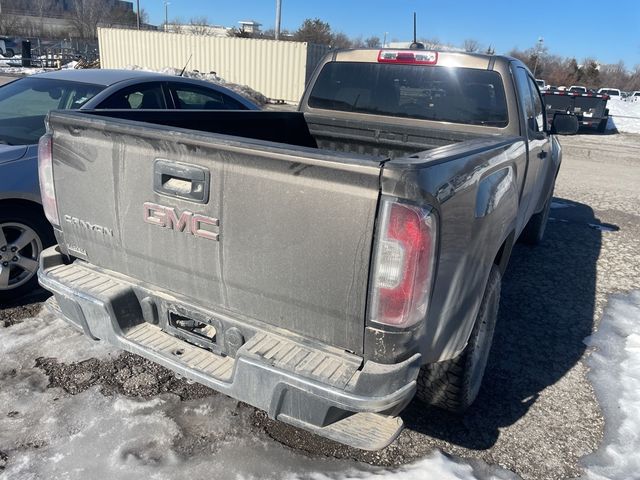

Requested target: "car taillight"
[
  {"left": 38, "top": 133, "right": 59, "bottom": 227},
  {"left": 369, "top": 198, "right": 437, "bottom": 328}
]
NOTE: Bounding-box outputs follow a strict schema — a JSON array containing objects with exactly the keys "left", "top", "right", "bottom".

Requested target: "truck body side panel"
[{"left": 378, "top": 137, "right": 525, "bottom": 363}]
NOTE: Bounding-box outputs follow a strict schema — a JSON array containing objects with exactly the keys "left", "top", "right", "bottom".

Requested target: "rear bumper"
[{"left": 38, "top": 246, "right": 420, "bottom": 450}]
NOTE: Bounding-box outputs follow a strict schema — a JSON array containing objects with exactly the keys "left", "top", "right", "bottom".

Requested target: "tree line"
[
  {"left": 507, "top": 45, "right": 640, "bottom": 91},
  {"left": 0, "top": 0, "right": 143, "bottom": 39}
]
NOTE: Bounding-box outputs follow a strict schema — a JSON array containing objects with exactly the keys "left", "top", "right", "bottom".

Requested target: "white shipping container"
[{"left": 98, "top": 28, "right": 330, "bottom": 103}]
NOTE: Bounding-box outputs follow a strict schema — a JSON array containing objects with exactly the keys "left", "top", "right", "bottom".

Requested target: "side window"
[
  {"left": 515, "top": 67, "right": 536, "bottom": 135},
  {"left": 170, "top": 84, "right": 246, "bottom": 110},
  {"left": 526, "top": 76, "right": 544, "bottom": 133},
  {"left": 98, "top": 83, "right": 167, "bottom": 109},
  {"left": 61, "top": 86, "right": 100, "bottom": 110}
]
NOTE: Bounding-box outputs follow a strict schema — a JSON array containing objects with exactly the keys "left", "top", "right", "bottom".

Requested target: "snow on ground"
[
  {"left": 0, "top": 307, "right": 511, "bottom": 480},
  {"left": 0, "top": 55, "right": 21, "bottom": 67},
  {"left": 606, "top": 99, "right": 640, "bottom": 134},
  {"left": 0, "top": 56, "right": 47, "bottom": 75},
  {"left": 2, "top": 291, "right": 639, "bottom": 479},
  {"left": 581, "top": 291, "right": 640, "bottom": 479}
]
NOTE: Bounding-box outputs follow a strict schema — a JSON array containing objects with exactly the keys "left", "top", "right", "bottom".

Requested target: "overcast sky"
[{"left": 144, "top": 0, "right": 640, "bottom": 67}]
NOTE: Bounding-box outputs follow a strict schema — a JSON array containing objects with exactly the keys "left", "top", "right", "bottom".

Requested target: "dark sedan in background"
[{"left": 0, "top": 69, "right": 259, "bottom": 301}]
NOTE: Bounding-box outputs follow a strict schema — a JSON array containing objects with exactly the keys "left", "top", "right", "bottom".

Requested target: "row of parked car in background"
[
  {"left": 533, "top": 79, "right": 640, "bottom": 132},
  {"left": 535, "top": 79, "right": 639, "bottom": 100}
]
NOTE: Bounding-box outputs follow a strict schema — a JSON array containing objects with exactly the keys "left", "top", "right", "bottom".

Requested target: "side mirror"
[{"left": 550, "top": 113, "right": 579, "bottom": 135}]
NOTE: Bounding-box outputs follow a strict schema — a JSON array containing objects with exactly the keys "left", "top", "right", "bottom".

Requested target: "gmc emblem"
[{"left": 143, "top": 202, "right": 220, "bottom": 241}]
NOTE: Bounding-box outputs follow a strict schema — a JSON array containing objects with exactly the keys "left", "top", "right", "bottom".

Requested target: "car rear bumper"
[{"left": 38, "top": 245, "right": 420, "bottom": 450}]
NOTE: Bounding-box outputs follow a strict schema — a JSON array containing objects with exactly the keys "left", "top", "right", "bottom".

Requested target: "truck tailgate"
[{"left": 47, "top": 111, "right": 382, "bottom": 354}]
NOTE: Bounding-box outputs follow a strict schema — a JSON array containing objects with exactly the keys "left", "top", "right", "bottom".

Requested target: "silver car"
[{"left": 0, "top": 69, "right": 259, "bottom": 301}]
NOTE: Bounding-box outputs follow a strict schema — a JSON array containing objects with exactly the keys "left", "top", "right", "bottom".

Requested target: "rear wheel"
[
  {"left": 0, "top": 206, "right": 55, "bottom": 302},
  {"left": 415, "top": 266, "right": 501, "bottom": 412},
  {"left": 3, "top": 49, "right": 14, "bottom": 58}
]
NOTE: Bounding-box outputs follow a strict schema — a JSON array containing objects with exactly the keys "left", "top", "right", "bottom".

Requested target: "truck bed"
[{"left": 83, "top": 109, "right": 484, "bottom": 160}]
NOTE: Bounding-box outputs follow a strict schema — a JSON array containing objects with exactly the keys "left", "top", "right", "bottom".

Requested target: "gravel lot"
[{"left": 1, "top": 131, "right": 639, "bottom": 479}]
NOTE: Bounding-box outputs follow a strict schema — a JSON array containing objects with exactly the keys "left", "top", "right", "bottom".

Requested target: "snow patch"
[
  {"left": 0, "top": 311, "right": 511, "bottom": 480},
  {"left": 581, "top": 291, "right": 640, "bottom": 479},
  {"left": 4, "top": 291, "right": 640, "bottom": 479},
  {"left": 606, "top": 100, "right": 640, "bottom": 134}
]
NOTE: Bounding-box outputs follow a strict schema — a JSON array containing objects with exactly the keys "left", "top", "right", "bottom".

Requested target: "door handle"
[
  {"left": 153, "top": 159, "right": 210, "bottom": 203},
  {"left": 537, "top": 150, "right": 547, "bottom": 159}
]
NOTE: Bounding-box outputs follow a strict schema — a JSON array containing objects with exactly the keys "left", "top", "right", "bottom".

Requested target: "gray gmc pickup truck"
[{"left": 37, "top": 49, "right": 576, "bottom": 450}]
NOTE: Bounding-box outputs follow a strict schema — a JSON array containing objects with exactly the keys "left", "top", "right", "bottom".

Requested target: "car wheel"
[
  {"left": 0, "top": 207, "right": 54, "bottom": 302},
  {"left": 4, "top": 49, "right": 15, "bottom": 58},
  {"left": 415, "top": 265, "right": 501, "bottom": 413}
]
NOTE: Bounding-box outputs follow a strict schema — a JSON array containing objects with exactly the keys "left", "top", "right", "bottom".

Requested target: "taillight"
[
  {"left": 369, "top": 198, "right": 437, "bottom": 328},
  {"left": 38, "top": 133, "right": 59, "bottom": 226}
]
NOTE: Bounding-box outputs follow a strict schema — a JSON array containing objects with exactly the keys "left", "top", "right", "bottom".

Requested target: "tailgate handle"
[{"left": 154, "top": 160, "right": 210, "bottom": 203}]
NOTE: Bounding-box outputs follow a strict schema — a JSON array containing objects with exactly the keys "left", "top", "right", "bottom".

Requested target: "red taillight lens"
[
  {"left": 38, "top": 133, "right": 59, "bottom": 226},
  {"left": 369, "top": 199, "right": 437, "bottom": 328}
]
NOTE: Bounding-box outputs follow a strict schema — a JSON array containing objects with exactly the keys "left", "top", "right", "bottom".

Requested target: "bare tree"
[
  {"left": 69, "top": 0, "right": 133, "bottom": 38},
  {"left": 0, "top": 14, "right": 23, "bottom": 36},
  {"left": 420, "top": 37, "right": 442, "bottom": 50},
  {"left": 463, "top": 39, "right": 480, "bottom": 53},
  {"left": 34, "top": 0, "right": 55, "bottom": 33},
  {"left": 167, "top": 17, "right": 184, "bottom": 34},
  {"left": 139, "top": 8, "right": 150, "bottom": 25},
  {"left": 69, "top": 0, "right": 105, "bottom": 38},
  {"left": 331, "top": 32, "right": 352, "bottom": 49},
  {"left": 365, "top": 36, "right": 381, "bottom": 48},
  {"left": 189, "top": 16, "right": 209, "bottom": 35},
  {"left": 351, "top": 35, "right": 365, "bottom": 48}
]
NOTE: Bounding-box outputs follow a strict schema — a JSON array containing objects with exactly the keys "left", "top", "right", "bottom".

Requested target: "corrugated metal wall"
[{"left": 98, "top": 28, "right": 330, "bottom": 102}]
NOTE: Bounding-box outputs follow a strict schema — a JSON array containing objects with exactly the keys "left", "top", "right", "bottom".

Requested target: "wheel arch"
[{"left": 0, "top": 198, "right": 47, "bottom": 218}]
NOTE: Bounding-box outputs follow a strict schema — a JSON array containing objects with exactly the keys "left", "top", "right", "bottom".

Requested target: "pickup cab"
[{"left": 37, "top": 49, "right": 576, "bottom": 450}]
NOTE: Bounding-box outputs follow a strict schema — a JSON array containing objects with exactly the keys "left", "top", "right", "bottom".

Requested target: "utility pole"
[
  {"left": 275, "top": 0, "right": 282, "bottom": 40},
  {"left": 136, "top": 0, "right": 140, "bottom": 29},
  {"left": 164, "top": 1, "right": 170, "bottom": 32},
  {"left": 383, "top": 32, "right": 387, "bottom": 47},
  {"left": 533, "top": 37, "right": 544, "bottom": 77}
]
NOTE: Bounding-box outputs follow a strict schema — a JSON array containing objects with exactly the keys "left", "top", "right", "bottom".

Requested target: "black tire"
[
  {"left": 519, "top": 193, "right": 552, "bottom": 245},
  {"left": 0, "top": 205, "right": 55, "bottom": 303},
  {"left": 4, "top": 49, "right": 15, "bottom": 58},
  {"left": 416, "top": 266, "right": 501, "bottom": 413}
]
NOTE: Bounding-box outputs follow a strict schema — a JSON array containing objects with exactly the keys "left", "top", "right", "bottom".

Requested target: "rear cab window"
[{"left": 307, "top": 62, "right": 509, "bottom": 127}]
